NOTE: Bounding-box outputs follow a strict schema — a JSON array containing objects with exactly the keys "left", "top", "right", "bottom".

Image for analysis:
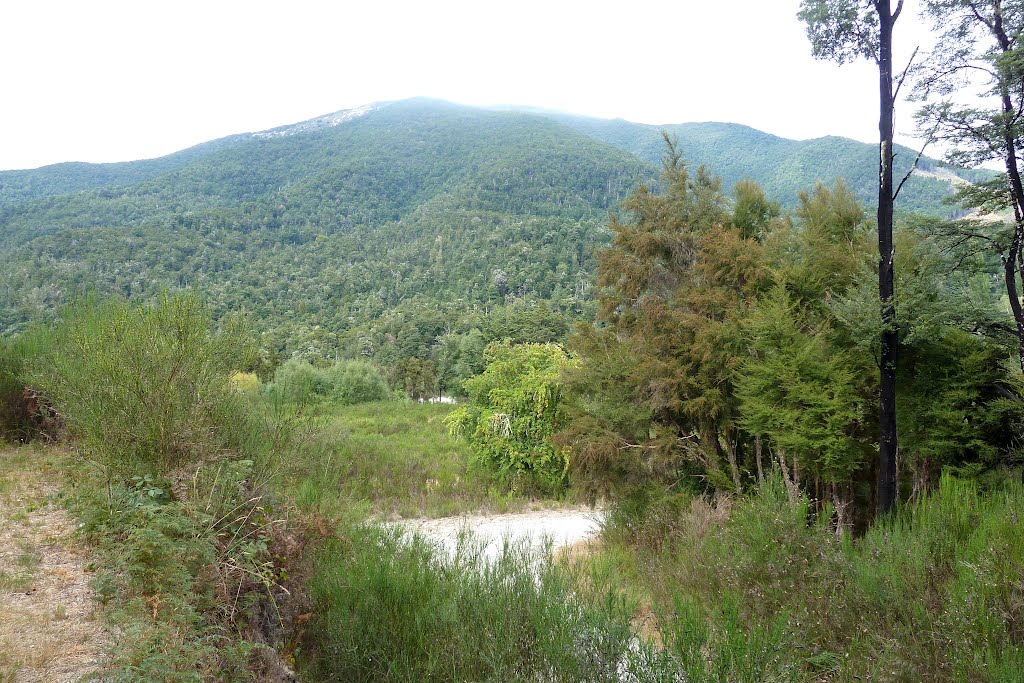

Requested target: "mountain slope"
[
  {"left": 0, "top": 98, "right": 991, "bottom": 361},
  {"left": 541, "top": 112, "right": 988, "bottom": 215},
  {"left": 0, "top": 100, "right": 654, "bottom": 354}
]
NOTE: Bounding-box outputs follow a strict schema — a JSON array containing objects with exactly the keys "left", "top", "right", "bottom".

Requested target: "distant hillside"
[
  {"left": 541, "top": 112, "right": 989, "bottom": 215},
  {"left": 0, "top": 99, "right": 653, "bottom": 356},
  {"left": 0, "top": 98, "right": 990, "bottom": 360},
  {"left": 0, "top": 134, "right": 252, "bottom": 211}
]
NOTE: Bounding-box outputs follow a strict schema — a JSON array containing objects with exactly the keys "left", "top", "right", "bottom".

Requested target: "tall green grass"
[
  {"left": 284, "top": 401, "right": 558, "bottom": 519},
  {"left": 303, "top": 522, "right": 675, "bottom": 683},
  {"left": 599, "top": 474, "right": 1024, "bottom": 682}
]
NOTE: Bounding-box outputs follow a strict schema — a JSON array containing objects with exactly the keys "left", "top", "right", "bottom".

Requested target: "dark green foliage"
[
  {"left": 736, "top": 286, "right": 867, "bottom": 484},
  {"left": 548, "top": 114, "right": 987, "bottom": 215},
  {"left": 0, "top": 99, "right": 982, "bottom": 362},
  {"left": 562, "top": 147, "right": 771, "bottom": 495}
]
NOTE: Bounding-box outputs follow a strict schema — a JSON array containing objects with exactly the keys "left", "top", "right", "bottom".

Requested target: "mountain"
[
  {"left": 0, "top": 98, "right": 988, "bottom": 362},
  {"left": 0, "top": 99, "right": 653, "bottom": 358},
  {"left": 537, "top": 112, "right": 989, "bottom": 215}
]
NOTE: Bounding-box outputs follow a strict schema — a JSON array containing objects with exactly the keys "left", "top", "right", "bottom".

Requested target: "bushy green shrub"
[
  {"left": 267, "top": 358, "right": 390, "bottom": 405},
  {"left": 265, "top": 359, "right": 330, "bottom": 404},
  {"left": 26, "top": 293, "right": 256, "bottom": 477},
  {"left": 323, "top": 359, "right": 390, "bottom": 405},
  {"left": 445, "top": 342, "right": 574, "bottom": 492}
]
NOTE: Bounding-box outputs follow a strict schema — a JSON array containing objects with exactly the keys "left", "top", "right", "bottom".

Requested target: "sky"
[{"left": 0, "top": 0, "right": 942, "bottom": 171}]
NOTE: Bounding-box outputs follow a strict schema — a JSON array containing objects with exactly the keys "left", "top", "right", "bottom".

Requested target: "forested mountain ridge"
[
  {"left": 0, "top": 98, "right": 986, "bottom": 368},
  {"left": 538, "top": 111, "right": 990, "bottom": 215},
  {"left": 0, "top": 100, "right": 654, "bottom": 365}
]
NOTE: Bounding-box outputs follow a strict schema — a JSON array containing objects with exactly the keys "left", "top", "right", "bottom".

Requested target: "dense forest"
[{"left": 0, "top": 98, "right": 991, "bottom": 394}]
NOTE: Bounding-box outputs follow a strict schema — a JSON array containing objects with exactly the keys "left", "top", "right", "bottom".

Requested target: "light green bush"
[
  {"left": 445, "top": 341, "right": 574, "bottom": 493},
  {"left": 267, "top": 358, "right": 390, "bottom": 406},
  {"left": 26, "top": 293, "right": 256, "bottom": 477},
  {"left": 323, "top": 359, "right": 390, "bottom": 405}
]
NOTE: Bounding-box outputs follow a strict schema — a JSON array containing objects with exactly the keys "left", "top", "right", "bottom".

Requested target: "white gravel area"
[{"left": 391, "top": 508, "right": 604, "bottom": 562}]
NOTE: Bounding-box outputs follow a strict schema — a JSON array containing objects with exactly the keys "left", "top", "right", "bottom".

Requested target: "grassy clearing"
[{"left": 284, "top": 400, "right": 574, "bottom": 519}]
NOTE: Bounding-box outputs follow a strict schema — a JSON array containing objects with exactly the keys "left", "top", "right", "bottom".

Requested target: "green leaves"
[
  {"left": 797, "top": 0, "right": 880, "bottom": 65},
  {"left": 736, "top": 286, "right": 866, "bottom": 484},
  {"left": 446, "top": 342, "right": 575, "bottom": 492}
]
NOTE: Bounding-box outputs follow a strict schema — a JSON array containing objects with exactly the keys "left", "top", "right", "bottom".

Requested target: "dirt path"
[
  {"left": 0, "top": 448, "right": 105, "bottom": 683},
  {"left": 393, "top": 508, "right": 604, "bottom": 562}
]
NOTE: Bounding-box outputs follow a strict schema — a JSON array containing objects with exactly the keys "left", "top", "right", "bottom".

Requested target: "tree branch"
[
  {"left": 894, "top": 45, "right": 920, "bottom": 100},
  {"left": 893, "top": 138, "right": 931, "bottom": 202}
]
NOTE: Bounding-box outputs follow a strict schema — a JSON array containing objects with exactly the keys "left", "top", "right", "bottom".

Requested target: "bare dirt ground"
[
  {"left": 393, "top": 507, "right": 604, "bottom": 562},
  {"left": 0, "top": 447, "right": 105, "bottom": 683}
]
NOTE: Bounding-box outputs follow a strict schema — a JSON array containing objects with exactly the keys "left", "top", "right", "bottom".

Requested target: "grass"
[
  {"left": 283, "top": 400, "right": 573, "bottom": 519},
  {"left": 301, "top": 521, "right": 671, "bottom": 683},
  {"left": 578, "top": 474, "right": 1024, "bottom": 682}
]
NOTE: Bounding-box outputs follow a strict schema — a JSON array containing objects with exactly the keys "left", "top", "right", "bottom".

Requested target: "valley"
[{"left": 1, "top": 86, "right": 1022, "bottom": 683}]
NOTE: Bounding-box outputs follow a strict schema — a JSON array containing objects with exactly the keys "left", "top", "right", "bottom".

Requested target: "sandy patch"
[{"left": 392, "top": 508, "right": 604, "bottom": 562}]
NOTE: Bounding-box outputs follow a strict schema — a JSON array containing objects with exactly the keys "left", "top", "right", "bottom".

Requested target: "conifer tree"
[{"left": 561, "top": 141, "right": 771, "bottom": 496}]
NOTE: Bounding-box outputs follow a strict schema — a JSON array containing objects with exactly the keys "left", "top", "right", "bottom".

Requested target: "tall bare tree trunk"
[
  {"left": 991, "top": 1, "right": 1024, "bottom": 371},
  {"left": 876, "top": 0, "right": 900, "bottom": 516}
]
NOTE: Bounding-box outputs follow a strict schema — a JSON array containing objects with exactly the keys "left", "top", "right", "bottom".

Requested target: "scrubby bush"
[
  {"left": 69, "top": 458, "right": 282, "bottom": 682},
  {"left": 604, "top": 474, "right": 1024, "bottom": 681},
  {"left": 303, "top": 523, "right": 671, "bottom": 683},
  {"left": 229, "top": 371, "right": 261, "bottom": 394},
  {"left": 266, "top": 359, "right": 330, "bottom": 404},
  {"left": 267, "top": 358, "right": 390, "bottom": 405},
  {"left": 323, "top": 359, "right": 391, "bottom": 405},
  {"left": 26, "top": 293, "right": 257, "bottom": 477},
  {"left": 0, "top": 329, "right": 55, "bottom": 442}
]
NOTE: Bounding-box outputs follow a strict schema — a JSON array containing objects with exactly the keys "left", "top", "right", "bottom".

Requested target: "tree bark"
[
  {"left": 755, "top": 434, "right": 764, "bottom": 482},
  {"left": 725, "top": 431, "right": 744, "bottom": 494},
  {"left": 991, "top": 1, "right": 1024, "bottom": 370},
  {"left": 876, "top": 0, "right": 899, "bottom": 516}
]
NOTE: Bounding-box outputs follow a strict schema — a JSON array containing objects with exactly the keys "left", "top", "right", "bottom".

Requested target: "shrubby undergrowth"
[
  {"left": 304, "top": 523, "right": 661, "bottom": 683},
  {"left": 266, "top": 357, "right": 391, "bottom": 405},
  {"left": 3, "top": 294, "right": 299, "bottom": 682},
  {"left": 26, "top": 294, "right": 260, "bottom": 478},
  {"left": 600, "top": 474, "right": 1024, "bottom": 682}
]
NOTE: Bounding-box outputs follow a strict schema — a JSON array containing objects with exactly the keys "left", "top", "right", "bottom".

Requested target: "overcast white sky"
[{"left": 0, "top": 0, "right": 941, "bottom": 171}]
